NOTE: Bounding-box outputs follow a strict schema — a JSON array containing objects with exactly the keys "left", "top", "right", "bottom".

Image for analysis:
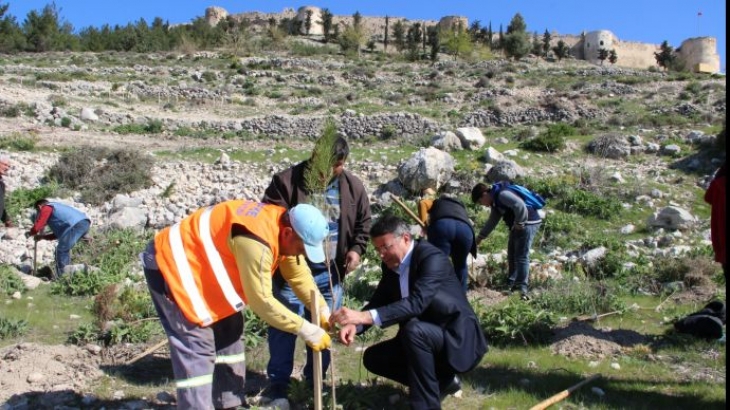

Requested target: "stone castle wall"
[{"left": 205, "top": 6, "right": 721, "bottom": 73}]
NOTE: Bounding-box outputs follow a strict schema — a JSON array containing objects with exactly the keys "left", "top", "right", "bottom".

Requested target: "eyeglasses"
[{"left": 374, "top": 235, "right": 402, "bottom": 254}]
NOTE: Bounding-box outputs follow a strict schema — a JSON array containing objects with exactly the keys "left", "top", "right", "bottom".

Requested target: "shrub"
[
  {"left": 243, "top": 307, "right": 267, "bottom": 348},
  {"left": 519, "top": 123, "right": 574, "bottom": 152},
  {"left": 0, "top": 317, "right": 28, "bottom": 339},
  {"left": 51, "top": 267, "right": 111, "bottom": 296},
  {"left": 531, "top": 280, "right": 625, "bottom": 315},
  {"left": 6, "top": 184, "right": 59, "bottom": 224},
  {"left": 476, "top": 301, "right": 555, "bottom": 346},
  {"left": 61, "top": 117, "right": 72, "bottom": 127},
  {"left": 1, "top": 104, "right": 21, "bottom": 117},
  {"left": 0, "top": 265, "right": 26, "bottom": 295},
  {"left": 0, "top": 132, "right": 37, "bottom": 151},
  {"left": 559, "top": 188, "right": 623, "bottom": 220},
  {"left": 67, "top": 323, "right": 99, "bottom": 345},
  {"left": 94, "top": 285, "right": 156, "bottom": 323},
  {"left": 113, "top": 120, "right": 164, "bottom": 135},
  {"left": 47, "top": 147, "right": 154, "bottom": 204}
]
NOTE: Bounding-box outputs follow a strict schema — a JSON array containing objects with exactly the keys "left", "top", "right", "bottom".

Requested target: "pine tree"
[
  {"left": 552, "top": 39, "right": 569, "bottom": 61},
  {"left": 320, "top": 8, "right": 334, "bottom": 42},
  {"left": 392, "top": 20, "right": 406, "bottom": 53},
  {"left": 304, "top": 10, "right": 312, "bottom": 35},
  {"left": 608, "top": 49, "right": 618, "bottom": 65},
  {"left": 654, "top": 40, "right": 675, "bottom": 71},
  {"left": 531, "top": 31, "right": 541, "bottom": 56},
  {"left": 597, "top": 48, "right": 609, "bottom": 65},
  {"left": 304, "top": 120, "right": 339, "bottom": 208},
  {"left": 383, "top": 15, "right": 389, "bottom": 52},
  {"left": 503, "top": 13, "right": 530, "bottom": 60},
  {"left": 406, "top": 22, "right": 422, "bottom": 61},
  {"left": 541, "top": 29, "right": 551, "bottom": 58},
  {"left": 427, "top": 25, "right": 440, "bottom": 62}
]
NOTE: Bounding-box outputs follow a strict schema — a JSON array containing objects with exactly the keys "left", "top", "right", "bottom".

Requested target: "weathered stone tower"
[
  {"left": 295, "top": 6, "right": 323, "bottom": 35},
  {"left": 438, "top": 16, "right": 469, "bottom": 32},
  {"left": 583, "top": 30, "right": 616, "bottom": 62},
  {"left": 205, "top": 6, "right": 229, "bottom": 27},
  {"left": 676, "top": 37, "right": 721, "bottom": 73}
]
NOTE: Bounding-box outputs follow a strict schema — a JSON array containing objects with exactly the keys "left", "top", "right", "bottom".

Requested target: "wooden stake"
[
  {"left": 572, "top": 310, "right": 622, "bottom": 323},
  {"left": 311, "top": 289, "right": 323, "bottom": 410},
  {"left": 32, "top": 239, "right": 38, "bottom": 277},
  {"left": 529, "top": 373, "right": 601, "bottom": 410},
  {"left": 391, "top": 195, "right": 426, "bottom": 228},
  {"left": 125, "top": 339, "right": 168, "bottom": 365}
]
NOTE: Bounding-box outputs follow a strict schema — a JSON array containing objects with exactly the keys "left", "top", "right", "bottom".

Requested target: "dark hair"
[
  {"left": 34, "top": 198, "right": 49, "bottom": 208},
  {"left": 370, "top": 214, "right": 409, "bottom": 239},
  {"left": 471, "top": 183, "right": 489, "bottom": 204},
  {"left": 333, "top": 136, "right": 349, "bottom": 161}
]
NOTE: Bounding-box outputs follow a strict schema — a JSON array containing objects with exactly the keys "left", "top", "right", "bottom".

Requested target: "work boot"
[
  {"left": 259, "top": 384, "right": 288, "bottom": 405},
  {"left": 439, "top": 375, "right": 462, "bottom": 401}
]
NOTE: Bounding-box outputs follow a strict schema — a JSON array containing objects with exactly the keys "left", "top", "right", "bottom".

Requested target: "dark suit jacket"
[
  {"left": 262, "top": 160, "right": 371, "bottom": 277},
  {"left": 362, "top": 239, "right": 488, "bottom": 373}
]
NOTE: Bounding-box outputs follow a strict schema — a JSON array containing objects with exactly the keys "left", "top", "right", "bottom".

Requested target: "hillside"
[{"left": 0, "top": 43, "right": 726, "bottom": 410}]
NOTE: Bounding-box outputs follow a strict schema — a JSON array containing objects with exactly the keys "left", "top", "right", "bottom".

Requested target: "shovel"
[{"left": 32, "top": 237, "right": 38, "bottom": 276}]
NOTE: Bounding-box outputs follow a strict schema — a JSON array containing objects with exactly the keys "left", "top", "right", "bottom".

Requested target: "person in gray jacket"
[{"left": 471, "top": 183, "right": 542, "bottom": 300}]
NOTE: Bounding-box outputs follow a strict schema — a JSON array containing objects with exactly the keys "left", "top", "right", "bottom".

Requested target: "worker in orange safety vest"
[{"left": 141, "top": 200, "right": 331, "bottom": 409}]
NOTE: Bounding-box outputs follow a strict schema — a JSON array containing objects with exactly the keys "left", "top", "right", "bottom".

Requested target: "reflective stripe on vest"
[
  {"left": 169, "top": 222, "right": 213, "bottom": 326},
  {"left": 168, "top": 207, "right": 245, "bottom": 326},
  {"left": 199, "top": 207, "right": 244, "bottom": 313},
  {"left": 214, "top": 352, "right": 246, "bottom": 365},
  {"left": 176, "top": 373, "right": 213, "bottom": 389}
]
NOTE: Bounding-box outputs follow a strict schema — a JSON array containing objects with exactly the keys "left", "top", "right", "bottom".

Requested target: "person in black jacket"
[
  {"left": 331, "top": 215, "right": 488, "bottom": 410},
  {"left": 418, "top": 190, "right": 477, "bottom": 292}
]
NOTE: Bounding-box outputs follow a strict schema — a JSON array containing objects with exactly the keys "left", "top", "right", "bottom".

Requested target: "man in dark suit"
[{"left": 330, "top": 215, "right": 488, "bottom": 409}]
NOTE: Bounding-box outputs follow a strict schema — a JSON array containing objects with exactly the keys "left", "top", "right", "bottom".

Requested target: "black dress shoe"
[{"left": 439, "top": 375, "right": 462, "bottom": 401}]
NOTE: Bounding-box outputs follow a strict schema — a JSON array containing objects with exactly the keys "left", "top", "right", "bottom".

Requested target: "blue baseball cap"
[{"left": 289, "top": 204, "right": 329, "bottom": 263}]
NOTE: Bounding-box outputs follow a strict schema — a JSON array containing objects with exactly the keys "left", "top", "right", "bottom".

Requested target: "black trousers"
[{"left": 363, "top": 318, "right": 455, "bottom": 410}]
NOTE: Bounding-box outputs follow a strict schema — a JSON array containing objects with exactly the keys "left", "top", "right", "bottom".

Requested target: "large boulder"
[
  {"left": 646, "top": 206, "right": 697, "bottom": 231},
  {"left": 455, "top": 127, "right": 486, "bottom": 150},
  {"left": 431, "top": 131, "right": 462, "bottom": 152},
  {"left": 397, "top": 147, "right": 455, "bottom": 193},
  {"left": 485, "top": 160, "right": 524, "bottom": 182},
  {"left": 586, "top": 134, "right": 631, "bottom": 159}
]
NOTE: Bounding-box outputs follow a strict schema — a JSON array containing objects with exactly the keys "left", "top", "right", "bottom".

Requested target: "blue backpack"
[{"left": 491, "top": 182, "right": 546, "bottom": 210}]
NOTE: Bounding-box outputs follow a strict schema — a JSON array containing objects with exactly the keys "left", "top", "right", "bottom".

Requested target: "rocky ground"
[{"left": 0, "top": 50, "right": 725, "bottom": 409}]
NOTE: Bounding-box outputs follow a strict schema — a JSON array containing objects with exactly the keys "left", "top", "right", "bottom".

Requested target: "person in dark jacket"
[
  {"left": 26, "top": 199, "right": 90, "bottom": 277},
  {"left": 472, "top": 182, "right": 542, "bottom": 300},
  {"left": 330, "top": 215, "right": 488, "bottom": 410},
  {"left": 261, "top": 136, "right": 371, "bottom": 403},
  {"left": 0, "top": 154, "right": 12, "bottom": 228},
  {"left": 418, "top": 188, "right": 477, "bottom": 292}
]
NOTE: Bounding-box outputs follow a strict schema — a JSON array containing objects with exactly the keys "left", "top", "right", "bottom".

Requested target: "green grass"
[{"left": 0, "top": 285, "right": 95, "bottom": 347}]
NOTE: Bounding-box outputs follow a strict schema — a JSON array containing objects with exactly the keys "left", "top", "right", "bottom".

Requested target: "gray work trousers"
[{"left": 142, "top": 241, "right": 246, "bottom": 409}]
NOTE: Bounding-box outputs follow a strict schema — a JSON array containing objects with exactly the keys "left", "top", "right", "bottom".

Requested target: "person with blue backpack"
[{"left": 471, "top": 182, "right": 544, "bottom": 300}]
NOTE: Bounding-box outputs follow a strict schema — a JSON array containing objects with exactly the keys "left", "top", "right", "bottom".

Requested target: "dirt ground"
[{"left": 0, "top": 285, "right": 724, "bottom": 408}]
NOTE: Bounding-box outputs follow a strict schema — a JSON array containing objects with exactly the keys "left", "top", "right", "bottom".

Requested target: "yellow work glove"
[
  {"left": 297, "top": 321, "right": 331, "bottom": 352},
  {"left": 320, "top": 306, "right": 331, "bottom": 332}
]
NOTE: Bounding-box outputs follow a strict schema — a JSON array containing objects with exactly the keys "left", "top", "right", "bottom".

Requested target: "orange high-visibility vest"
[{"left": 154, "top": 200, "right": 285, "bottom": 326}]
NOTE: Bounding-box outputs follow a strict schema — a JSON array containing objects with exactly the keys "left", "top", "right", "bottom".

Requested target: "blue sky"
[{"left": 5, "top": 1, "right": 726, "bottom": 71}]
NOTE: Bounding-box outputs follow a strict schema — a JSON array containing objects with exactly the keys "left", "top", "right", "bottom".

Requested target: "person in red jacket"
[{"left": 704, "top": 162, "right": 726, "bottom": 278}]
